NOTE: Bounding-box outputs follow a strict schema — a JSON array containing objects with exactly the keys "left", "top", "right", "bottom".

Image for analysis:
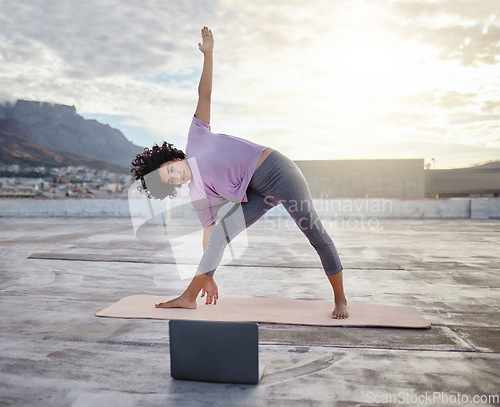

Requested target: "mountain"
[
  {"left": 466, "top": 161, "right": 500, "bottom": 170},
  {"left": 0, "top": 100, "right": 143, "bottom": 169},
  {"left": 0, "top": 118, "right": 131, "bottom": 173}
]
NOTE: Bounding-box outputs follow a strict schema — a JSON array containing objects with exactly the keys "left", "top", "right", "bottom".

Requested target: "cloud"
[
  {"left": 446, "top": 112, "right": 500, "bottom": 125},
  {"left": 482, "top": 99, "right": 500, "bottom": 114},
  {"left": 398, "top": 90, "right": 478, "bottom": 110},
  {"left": 0, "top": 0, "right": 214, "bottom": 78},
  {"left": 393, "top": 0, "right": 497, "bottom": 22},
  {"left": 408, "top": 24, "right": 500, "bottom": 66},
  {"left": 391, "top": 0, "right": 500, "bottom": 66},
  {"left": 438, "top": 91, "right": 477, "bottom": 110}
]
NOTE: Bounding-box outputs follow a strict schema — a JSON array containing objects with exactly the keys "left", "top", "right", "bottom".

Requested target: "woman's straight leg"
[{"left": 197, "top": 188, "right": 278, "bottom": 275}]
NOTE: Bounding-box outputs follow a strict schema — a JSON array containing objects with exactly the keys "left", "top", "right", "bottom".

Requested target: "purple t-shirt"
[{"left": 185, "top": 116, "right": 268, "bottom": 228}]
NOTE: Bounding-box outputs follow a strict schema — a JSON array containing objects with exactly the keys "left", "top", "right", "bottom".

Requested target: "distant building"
[
  {"left": 101, "top": 183, "right": 123, "bottom": 193},
  {"left": 294, "top": 159, "right": 425, "bottom": 198},
  {"left": 425, "top": 163, "right": 500, "bottom": 198},
  {"left": 7, "top": 165, "right": 20, "bottom": 173},
  {"left": 293, "top": 159, "right": 500, "bottom": 199},
  {"left": 0, "top": 186, "right": 41, "bottom": 198}
]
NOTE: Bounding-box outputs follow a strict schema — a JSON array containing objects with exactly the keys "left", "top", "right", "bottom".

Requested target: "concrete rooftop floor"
[{"left": 0, "top": 217, "right": 499, "bottom": 406}]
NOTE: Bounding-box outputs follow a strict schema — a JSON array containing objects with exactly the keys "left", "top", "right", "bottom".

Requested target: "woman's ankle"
[
  {"left": 334, "top": 296, "right": 348, "bottom": 305},
  {"left": 180, "top": 291, "right": 198, "bottom": 302}
]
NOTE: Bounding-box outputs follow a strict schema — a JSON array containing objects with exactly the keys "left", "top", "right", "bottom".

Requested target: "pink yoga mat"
[{"left": 96, "top": 295, "right": 430, "bottom": 328}]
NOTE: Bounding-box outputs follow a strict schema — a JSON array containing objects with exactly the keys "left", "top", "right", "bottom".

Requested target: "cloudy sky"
[{"left": 0, "top": 0, "right": 499, "bottom": 169}]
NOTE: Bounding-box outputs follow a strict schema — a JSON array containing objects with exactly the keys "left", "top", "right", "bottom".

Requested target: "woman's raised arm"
[{"left": 194, "top": 26, "right": 214, "bottom": 124}]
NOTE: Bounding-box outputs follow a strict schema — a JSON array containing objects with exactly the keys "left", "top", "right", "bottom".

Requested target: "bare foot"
[
  {"left": 332, "top": 301, "right": 349, "bottom": 319},
  {"left": 155, "top": 296, "right": 197, "bottom": 309}
]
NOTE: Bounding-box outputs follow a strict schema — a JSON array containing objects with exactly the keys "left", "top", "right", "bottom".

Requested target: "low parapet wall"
[
  {"left": 0, "top": 198, "right": 131, "bottom": 218},
  {"left": 0, "top": 197, "right": 499, "bottom": 219}
]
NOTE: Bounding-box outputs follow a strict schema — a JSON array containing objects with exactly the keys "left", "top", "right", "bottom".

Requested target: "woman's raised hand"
[{"left": 198, "top": 26, "right": 214, "bottom": 54}]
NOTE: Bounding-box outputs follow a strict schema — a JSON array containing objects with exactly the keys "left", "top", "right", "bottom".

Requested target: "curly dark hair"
[{"left": 131, "top": 142, "right": 186, "bottom": 199}]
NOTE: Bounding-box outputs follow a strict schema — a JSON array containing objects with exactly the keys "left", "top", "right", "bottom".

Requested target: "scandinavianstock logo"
[{"left": 127, "top": 165, "right": 248, "bottom": 282}]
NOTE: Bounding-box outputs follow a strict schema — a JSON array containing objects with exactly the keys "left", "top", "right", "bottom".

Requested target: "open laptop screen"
[{"left": 169, "top": 320, "right": 261, "bottom": 384}]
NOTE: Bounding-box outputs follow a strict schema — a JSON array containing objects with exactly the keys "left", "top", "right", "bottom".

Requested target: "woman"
[{"left": 131, "top": 27, "right": 349, "bottom": 319}]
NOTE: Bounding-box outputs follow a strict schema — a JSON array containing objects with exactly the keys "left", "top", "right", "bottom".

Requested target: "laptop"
[{"left": 169, "top": 320, "right": 264, "bottom": 384}]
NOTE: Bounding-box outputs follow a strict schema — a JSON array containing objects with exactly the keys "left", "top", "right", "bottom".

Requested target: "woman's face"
[{"left": 158, "top": 159, "right": 192, "bottom": 185}]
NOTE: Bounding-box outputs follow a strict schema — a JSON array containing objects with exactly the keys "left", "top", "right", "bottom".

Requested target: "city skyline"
[{"left": 0, "top": 0, "right": 499, "bottom": 169}]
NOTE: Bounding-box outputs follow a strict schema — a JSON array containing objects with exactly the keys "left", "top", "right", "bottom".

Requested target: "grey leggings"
[{"left": 198, "top": 150, "right": 343, "bottom": 276}]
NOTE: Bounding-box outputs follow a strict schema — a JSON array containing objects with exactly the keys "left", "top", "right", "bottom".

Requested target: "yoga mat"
[{"left": 96, "top": 295, "right": 430, "bottom": 328}]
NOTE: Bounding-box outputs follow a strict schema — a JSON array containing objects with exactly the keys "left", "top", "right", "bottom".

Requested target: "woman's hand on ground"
[
  {"left": 198, "top": 26, "right": 214, "bottom": 54},
  {"left": 200, "top": 277, "right": 218, "bottom": 305}
]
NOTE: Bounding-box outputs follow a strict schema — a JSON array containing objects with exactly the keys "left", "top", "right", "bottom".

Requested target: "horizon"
[{"left": 1, "top": 0, "right": 499, "bottom": 170}]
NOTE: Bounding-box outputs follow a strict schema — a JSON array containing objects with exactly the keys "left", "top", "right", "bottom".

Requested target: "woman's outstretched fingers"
[{"left": 204, "top": 294, "right": 217, "bottom": 305}]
